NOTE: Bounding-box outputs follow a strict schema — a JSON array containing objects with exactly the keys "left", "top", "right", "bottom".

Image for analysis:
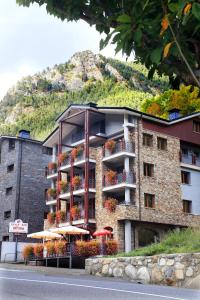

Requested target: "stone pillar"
[
  {"left": 125, "top": 220, "right": 132, "bottom": 253},
  {"left": 124, "top": 114, "right": 130, "bottom": 204}
]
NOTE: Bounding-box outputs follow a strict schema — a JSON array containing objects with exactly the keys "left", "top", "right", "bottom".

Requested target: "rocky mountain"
[{"left": 0, "top": 50, "right": 168, "bottom": 140}]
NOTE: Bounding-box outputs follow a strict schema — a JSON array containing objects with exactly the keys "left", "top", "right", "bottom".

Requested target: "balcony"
[
  {"left": 59, "top": 178, "right": 96, "bottom": 200},
  {"left": 103, "top": 141, "right": 135, "bottom": 162},
  {"left": 46, "top": 190, "right": 57, "bottom": 205},
  {"left": 59, "top": 149, "right": 96, "bottom": 172},
  {"left": 103, "top": 171, "right": 136, "bottom": 192},
  {"left": 46, "top": 164, "right": 58, "bottom": 179},
  {"left": 180, "top": 153, "right": 200, "bottom": 170}
]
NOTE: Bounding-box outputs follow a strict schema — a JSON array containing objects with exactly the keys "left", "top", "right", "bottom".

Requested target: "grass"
[{"left": 115, "top": 228, "right": 200, "bottom": 257}]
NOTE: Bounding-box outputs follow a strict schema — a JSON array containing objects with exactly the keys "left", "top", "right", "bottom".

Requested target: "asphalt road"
[{"left": 0, "top": 267, "right": 200, "bottom": 300}]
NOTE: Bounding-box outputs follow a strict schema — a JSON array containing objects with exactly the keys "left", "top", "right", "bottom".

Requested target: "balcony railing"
[
  {"left": 103, "top": 171, "right": 136, "bottom": 187},
  {"left": 104, "top": 141, "right": 135, "bottom": 157},
  {"left": 180, "top": 154, "right": 200, "bottom": 167}
]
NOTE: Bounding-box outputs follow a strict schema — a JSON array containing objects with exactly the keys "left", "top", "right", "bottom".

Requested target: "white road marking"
[
  {"left": 0, "top": 276, "right": 192, "bottom": 300},
  {"left": 0, "top": 268, "right": 30, "bottom": 272}
]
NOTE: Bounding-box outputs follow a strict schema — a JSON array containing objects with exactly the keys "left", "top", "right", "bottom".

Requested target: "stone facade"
[
  {"left": 0, "top": 136, "right": 50, "bottom": 242},
  {"left": 94, "top": 120, "right": 200, "bottom": 252},
  {"left": 85, "top": 253, "right": 200, "bottom": 288}
]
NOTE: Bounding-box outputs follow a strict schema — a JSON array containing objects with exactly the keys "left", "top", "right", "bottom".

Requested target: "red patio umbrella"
[{"left": 93, "top": 229, "right": 112, "bottom": 236}]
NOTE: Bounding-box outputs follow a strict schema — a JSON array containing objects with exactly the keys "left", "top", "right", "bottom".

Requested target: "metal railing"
[
  {"left": 180, "top": 154, "right": 200, "bottom": 167},
  {"left": 104, "top": 141, "right": 135, "bottom": 157},
  {"left": 103, "top": 171, "right": 136, "bottom": 187}
]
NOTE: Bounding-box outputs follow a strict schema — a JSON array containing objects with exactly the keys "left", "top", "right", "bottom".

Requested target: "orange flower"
[
  {"left": 160, "top": 16, "right": 169, "bottom": 36},
  {"left": 183, "top": 3, "right": 192, "bottom": 14}
]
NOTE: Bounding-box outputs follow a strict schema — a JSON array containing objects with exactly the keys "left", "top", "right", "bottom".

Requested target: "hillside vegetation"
[
  {"left": 115, "top": 228, "right": 200, "bottom": 257},
  {"left": 0, "top": 51, "right": 168, "bottom": 140}
]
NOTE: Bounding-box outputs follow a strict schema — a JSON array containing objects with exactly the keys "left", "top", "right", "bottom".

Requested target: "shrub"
[
  {"left": 72, "top": 176, "right": 81, "bottom": 188},
  {"left": 87, "top": 240, "right": 101, "bottom": 256},
  {"left": 22, "top": 244, "right": 34, "bottom": 260},
  {"left": 70, "top": 205, "right": 81, "bottom": 220},
  {"left": 104, "top": 198, "right": 118, "bottom": 212},
  {"left": 56, "top": 210, "right": 66, "bottom": 223},
  {"left": 46, "top": 241, "right": 55, "bottom": 257},
  {"left": 105, "top": 140, "right": 116, "bottom": 153},
  {"left": 75, "top": 240, "right": 100, "bottom": 257},
  {"left": 47, "top": 212, "right": 56, "bottom": 224},
  {"left": 47, "top": 188, "right": 57, "bottom": 198},
  {"left": 105, "top": 240, "right": 118, "bottom": 255},
  {"left": 55, "top": 241, "right": 67, "bottom": 256},
  {"left": 48, "top": 162, "right": 57, "bottom": 170},
  {"left": 33, "top": 244, "right": 43, "bottom": 258},
  {"left": 58, "top": 152, "right": 69, "bottom": 164}
]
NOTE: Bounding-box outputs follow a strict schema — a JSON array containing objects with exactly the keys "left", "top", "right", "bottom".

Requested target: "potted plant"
[
  {"left": 104, "top": 198, "right": 118, "bottom": 212},
  {"left": 46, "top": 241, "right": 55, "bottom": 257},
  {"left": 72, "top": 176, "right": 81, "bottom": 189},
  {"left": 55, "top": 241, "right": 66, "bottom": 256},
  {"left": 75, "top": 240, "right": 89, "bottom": 257},
  {"left": 47, "top": 188, "right": 57, "bottom": 199},
  {"left": 87, "top": 240, "right": 100, "bottom": 256},
  {"left": 56, "top": 210, "right": 66, "bottom": 223},
  {"left": 48, "top": 162, "right": 57, "bottom": 173},
  {"left": 105, "top": 170, "right": 117, "bottom": 184},
  {"left": 70, "top": 205, "right": 80, "bottom": 220},
  {"left": 22, "top": 244, "right": 34, "bottom": 260},
  {"left": 71, "top": 146, "right": 84, "bottom": 160},
  {"left": 57, "top": 180, "right": 68, "bottom": 193},
  {"left": 47, "top": 212, "right": 56, "bottom": 224},
  {"left": 58, "top": 152, "right": 68, "bottom": 164},
  {"left": 105, "top": 140, "right": 116, "bottom": 153},
  {"left": 33, "top": 244, "right": 43, "bottom": 258}
]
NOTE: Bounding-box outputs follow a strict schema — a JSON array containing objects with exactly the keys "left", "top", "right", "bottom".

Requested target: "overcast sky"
[{"left": 0, "top": 0, "right": 132, "bottom": 100}]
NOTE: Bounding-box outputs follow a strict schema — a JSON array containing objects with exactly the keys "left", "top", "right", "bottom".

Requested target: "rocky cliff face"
[{"left": 0, "top": 50, "right": 168, "bottom": 138}]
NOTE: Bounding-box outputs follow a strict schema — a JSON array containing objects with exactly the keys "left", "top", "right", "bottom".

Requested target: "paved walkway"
[{"left": 0, "top": 263, "right": 86, "bottom": 277}]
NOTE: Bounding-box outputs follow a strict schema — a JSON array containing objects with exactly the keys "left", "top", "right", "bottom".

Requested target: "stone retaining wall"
[{"left": 85, "top": 253, "right": 200, "bottom": 287}]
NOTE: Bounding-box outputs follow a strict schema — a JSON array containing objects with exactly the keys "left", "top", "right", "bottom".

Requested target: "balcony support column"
[
  {"left": 52, "top": 145, "right": 57, "bottom": 162},
  {"left": 125, "top": 220, "right": 132, "bottom": 253}
]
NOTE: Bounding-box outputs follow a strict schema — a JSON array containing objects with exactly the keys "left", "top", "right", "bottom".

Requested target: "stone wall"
[{"left": 85, "top": 253, "right": 200, "bottom": 287}]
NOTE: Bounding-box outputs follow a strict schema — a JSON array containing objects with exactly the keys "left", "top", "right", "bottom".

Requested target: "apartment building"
[
  {"left": 43, "top": 104, "right": 200, "bottom": 252},
  {"left": 0, "top": 130, "right": 51, "bottom": 242}
]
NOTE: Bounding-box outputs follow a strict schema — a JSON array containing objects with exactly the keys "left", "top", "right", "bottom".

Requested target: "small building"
[
  {"left": 43, "top": 104, "right": 200, "bottom": 252},
  {"left": 0, "top": 130, "right": 51, "bottom": 242}
]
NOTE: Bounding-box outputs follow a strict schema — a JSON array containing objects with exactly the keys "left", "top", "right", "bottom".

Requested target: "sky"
[{"left": 0, "top": 0, "right": 133, "bottom": 100}]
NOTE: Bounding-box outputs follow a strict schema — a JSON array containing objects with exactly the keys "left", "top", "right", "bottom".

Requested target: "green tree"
[{"left": 17, "top": 0, "right": 200, "bottom": 87}]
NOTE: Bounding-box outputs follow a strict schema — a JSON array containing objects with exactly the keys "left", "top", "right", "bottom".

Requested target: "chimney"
[
  {"left": 18, "top": 130, "right": 31, "bottom": 139},
  {"left": 168, "top": 108, "right": 181, "bottom": 121},
  {"left": 87, "top": 102, "right": 97, "bottom": 108}
]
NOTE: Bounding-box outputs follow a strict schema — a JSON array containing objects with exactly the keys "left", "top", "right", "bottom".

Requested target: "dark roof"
[{"left": 0, "top": 135, "right": 43, "bottom": 145}]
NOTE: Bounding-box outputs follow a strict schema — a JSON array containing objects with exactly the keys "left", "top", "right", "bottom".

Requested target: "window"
[
  {"left": 8, "top": 139, "right": 15, "bottom": 151},
  {"left": 7, "top": 164, "right": 14, "bottom": 173},
  {"left": 143, "top": 163, "right": 154, "bottom": 177},
  {"left": 143, "top": 133, "right": 153, "bottom": 147},
  {"left": 157, "top": 137, "right": 167, "bottom": 150},
  {"left": 183, "top": 200, "right": 192, "bottom": 213},
  {"left": 181, "top": 171, "right": 190, "bottom": 184},
  {"left": 3, "top": 236, "right": 9, "bottom": 241},
  {"left": 6, "top": 187, "right": 13, "bottom": 195},
  {"left": 193, "top": 121, "right": 200, "bottom": 133},
  {"left": 4, "top": 210, "right": 11, "bottom": 220},
  {"left": 42, "top": 147, "right": 52, "bottom": 155},
  {"left": 144, "top": 193, "right": 155, "bottom": 208}
]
